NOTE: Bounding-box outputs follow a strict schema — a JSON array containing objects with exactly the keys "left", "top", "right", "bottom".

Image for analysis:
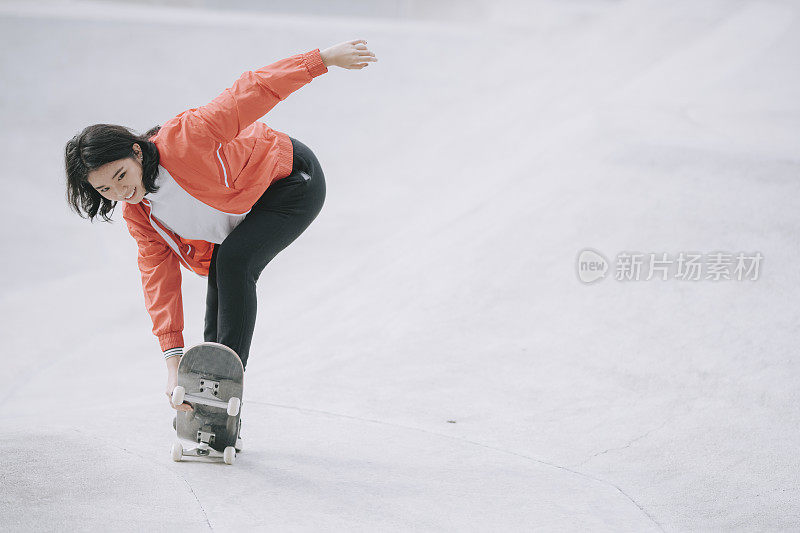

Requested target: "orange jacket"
[{"left": 122, "top": 48, "right": 328, "bottom": 352}]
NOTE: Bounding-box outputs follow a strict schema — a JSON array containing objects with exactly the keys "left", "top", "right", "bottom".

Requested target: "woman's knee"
[{"left": 214, "top": 242, "right": 255, "bottom": 280}]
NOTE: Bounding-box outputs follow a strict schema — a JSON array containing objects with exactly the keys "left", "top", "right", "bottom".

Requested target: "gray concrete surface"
[{"left": 0, "top": 0, "right": 798, "bottom": 530}]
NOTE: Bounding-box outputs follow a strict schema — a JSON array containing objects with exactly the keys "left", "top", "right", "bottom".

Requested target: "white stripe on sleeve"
[{"left": 163, "top": 347, "right": 184, "bottom": 360}]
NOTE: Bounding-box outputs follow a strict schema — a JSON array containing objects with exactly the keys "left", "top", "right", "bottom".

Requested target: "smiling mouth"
[{"left": 124, "top": 188, "right": 135, "bottom": 200}]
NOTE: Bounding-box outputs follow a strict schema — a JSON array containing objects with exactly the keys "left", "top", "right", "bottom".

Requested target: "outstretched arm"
[{"left": 180, "top": 40, "right": 378, "bottom": 144}]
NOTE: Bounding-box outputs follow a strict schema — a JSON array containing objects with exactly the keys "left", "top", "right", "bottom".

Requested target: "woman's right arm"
[
  {"left": 165, "top": 354, "right": 192, "bottom": 412},
  {"left": 122, "top": 207, "right": 186, "bottom": 354},
  {"left": 123, "top": 208, "right": 192, "bottom": 411},
  {"left": 129, "top": 230, "right": 185, "bottom": 352},
  {"left": 122, "top": 207, "right": 188, "bottom": 356}
]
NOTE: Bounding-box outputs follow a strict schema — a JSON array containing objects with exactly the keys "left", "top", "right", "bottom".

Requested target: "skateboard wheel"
[
  {"left": 171, "top": 386, "right": 185, "bottom": 407},
  {"left": 227, "top": 397, "right": 241, "bottom": 417},
  {"left": 223, "top": 446, "right": 236, "bottom": 465},
  {"left": 171, "top": 441, "right": 183, "bottom": 462}
]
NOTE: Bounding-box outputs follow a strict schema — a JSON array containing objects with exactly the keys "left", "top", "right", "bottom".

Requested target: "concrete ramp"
[{"left": 0, "top": 0, "right": 798, "bottom": 530}]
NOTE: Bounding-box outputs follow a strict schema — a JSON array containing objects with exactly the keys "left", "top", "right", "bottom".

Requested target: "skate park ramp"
[{"left": 1, "top": 0, "right": 799, "bottom": 530}]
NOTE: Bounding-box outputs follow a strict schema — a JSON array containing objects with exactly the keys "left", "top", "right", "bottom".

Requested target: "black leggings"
[{"left": 203, "top": 137, "right": 326, "bottom": 369}]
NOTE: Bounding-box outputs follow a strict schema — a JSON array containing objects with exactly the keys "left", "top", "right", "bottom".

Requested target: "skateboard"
[{"left": 169, "top": 342, "right": 244, "bottom": 465}]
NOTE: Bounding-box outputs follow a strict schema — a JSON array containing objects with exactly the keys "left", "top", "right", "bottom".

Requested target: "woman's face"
[{"left": 86, "top": 143, "right": 146, "bottom": 204}]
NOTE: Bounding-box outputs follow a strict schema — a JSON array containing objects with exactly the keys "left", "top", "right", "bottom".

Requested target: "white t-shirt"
[{"left": 141, "top": 165, "right": 249, "bottom": 244}]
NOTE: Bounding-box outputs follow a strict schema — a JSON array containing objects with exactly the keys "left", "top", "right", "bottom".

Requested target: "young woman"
[{"left": 64, "top": 40, "right": 377, "bottom": 414}]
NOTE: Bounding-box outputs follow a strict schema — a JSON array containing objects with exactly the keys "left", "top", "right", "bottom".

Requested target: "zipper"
[{"left": 142, "top": 203, "right": 198, "bottom": 275}]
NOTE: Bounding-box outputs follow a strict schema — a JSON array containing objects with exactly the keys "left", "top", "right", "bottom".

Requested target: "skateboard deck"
[{"left": 170, "top": 342, "right": 244, "bottom": 465}]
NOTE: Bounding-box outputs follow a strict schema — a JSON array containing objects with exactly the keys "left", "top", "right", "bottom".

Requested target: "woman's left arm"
[{"left": 181, "top": 40, "right": 377, "bottom": 144}]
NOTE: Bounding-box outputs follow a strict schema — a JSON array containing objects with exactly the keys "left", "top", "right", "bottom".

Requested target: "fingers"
[
  {"left": 349, "top": 39, "right": 366, "bottom": 45},
  {"left": 351, "top": 41, "right": 376, "bottom": 57},
  {"left": 353, "top": 43, "right": 375, "bottom": 56},
  {"left": 350, "top": 50, "right": 377, "bottom": 69},
  {"left": 166, "top": 393, "right": 193, "bottom": 411}
]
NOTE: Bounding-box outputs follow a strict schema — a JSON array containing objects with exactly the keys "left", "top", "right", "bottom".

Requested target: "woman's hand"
[
  {"left": 166, "top": 367, "right": 193, "bottom": 412},
  {"left": 320, "top": 40, "right": 378, "bottom": 70}
]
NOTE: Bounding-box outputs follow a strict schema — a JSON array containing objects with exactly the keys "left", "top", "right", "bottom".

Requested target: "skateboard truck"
[
  {"left": 196, "top": 444, "right": 210, "bottom": 457},
  {"left": 171, "top": 384, "right": 241, "bottom": 416},
  {"left": 175, "top": 441, "right": 219, "bottom": 459},
  {"left": 198, "top": 378, "right": 219, "bottom": 397},
  {"left": 172, "top": 432, "right": 226, "bottom": 461},
  {"left": 196, "top": 430, "right": 216, "bottom": 446}
]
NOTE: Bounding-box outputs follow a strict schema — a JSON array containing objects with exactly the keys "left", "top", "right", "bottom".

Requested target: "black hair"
[{"left": 64, "top": 124, "right": 162, "bottom": 223}]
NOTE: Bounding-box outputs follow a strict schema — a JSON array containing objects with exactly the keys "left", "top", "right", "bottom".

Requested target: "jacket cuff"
[
  {"left": 158, "top": 331, "right": 184, "bottom": 352},
  {"left": 303, "top": 49, "right": 328, "bottom": 78},
  {"left": 163, "top": 347, "right": 183, "bottom": 360}
]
